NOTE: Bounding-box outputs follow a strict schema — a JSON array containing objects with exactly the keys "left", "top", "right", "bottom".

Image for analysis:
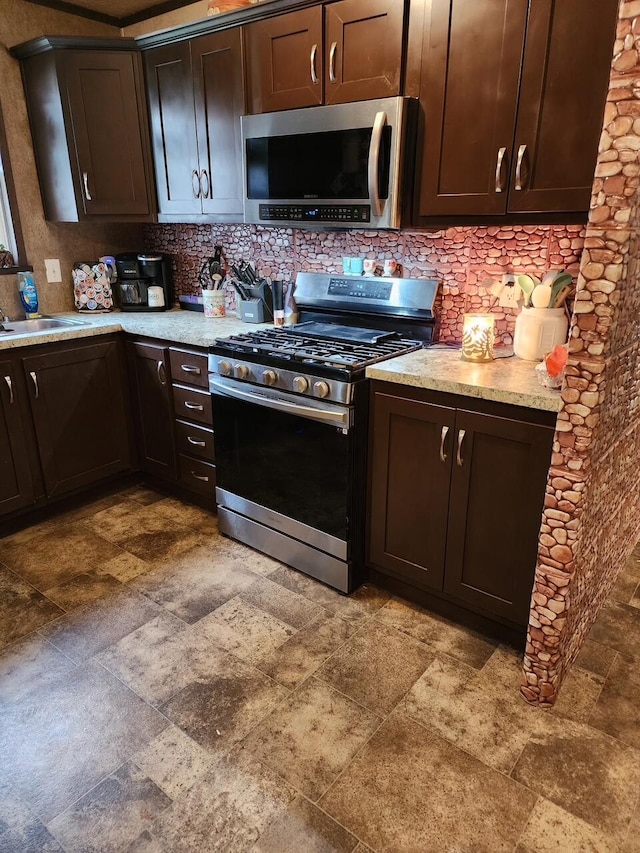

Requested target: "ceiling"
[{"left": 24, "top": 0, "right": 257, "bottom": 28}]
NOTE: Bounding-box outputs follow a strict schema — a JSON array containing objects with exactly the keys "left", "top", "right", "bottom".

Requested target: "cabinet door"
[
  {"left": 127, "top": 341, "right": 176, "bottom": 481},
  {"left": 246, "top": 7, "right": 323, "bottom": 113},
  {"left": 444, "top": 410, "right": 553, "bottom": 625},
  {"left": 368, "top": 391, "right": 455, "bottom": 591},
  {"left": 64, "top": 51, "right": 151, "bottom": 216},
  {"left": 193, "top": 29, "right": 245, "bottom": 217},
  {"left": 0, "top": 362, "right": 34, "bottom": 516},
  {"left": 508, "top": 0, "right": 618, "bottom": 213},
  {"left": 22, "top": 342, "right": 131, "bottom": 499},
  {"left": 415, "top": 0, "right": 528, "bottom": 217},
  {"left": 145, "top": 42, "right": 201, "bottom": 216},
  {"left": 324, "top": 0, "right": 404, "bottom": 105}
]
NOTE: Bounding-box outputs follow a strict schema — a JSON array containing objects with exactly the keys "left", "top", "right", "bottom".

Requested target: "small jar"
[{"left": 514, "top": 307, "right": 569, "bottom": 361}]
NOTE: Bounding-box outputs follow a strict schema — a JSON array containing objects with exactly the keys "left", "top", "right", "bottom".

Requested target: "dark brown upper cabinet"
[
  {"left": 410, "top": 0, "right": 617, "bottom": 220},
  {"left": 246, "top": 0, "right": 405, "bottom": 113},
  {"left": 13, "top": 38, "right": 155, "bottom": 222},
  {"left": 145, "top": 29, "right": 245, "bottom": 221},
  {"left": 0, "top": 359, "right": 35, "bottom": 517}
]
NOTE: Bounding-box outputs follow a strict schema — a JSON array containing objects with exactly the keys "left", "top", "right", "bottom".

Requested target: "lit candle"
[{"left": 461, "top": 313, "right": 495, "bottom": 363}]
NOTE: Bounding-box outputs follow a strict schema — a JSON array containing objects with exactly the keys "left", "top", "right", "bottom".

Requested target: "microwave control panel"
[{"left": 259, "top": 204, "right": 370, "bottom": 223}]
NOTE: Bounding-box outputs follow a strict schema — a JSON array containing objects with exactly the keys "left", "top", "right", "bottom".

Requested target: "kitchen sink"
[{"left": 0, "top": 317, "right": 89, "bottom": 336}]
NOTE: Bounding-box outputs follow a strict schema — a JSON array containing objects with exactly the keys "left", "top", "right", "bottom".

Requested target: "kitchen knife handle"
[
  {"left": 191, "top": 471, "right": 210, "bottom": 482},
  {"left": 200, "top": 169, "right": 210, "bottom": 199},
  {"left": 456, "top": 429, "right": 466, "bottom": 467},
  {"left": 3, "top": 375, "right": 13, "bottom": 405},
  {"left": 192, "top": 169, "right": 201, "bottom": 199},
  {"left": 181, "top": 364, "right": 201, "bottom": 375},
  {"left": 329, "top": 41, "right": 337, "bottom": 83},
  {"left": 82, "top": 171, "right": 92, "bottom": 202},
  {"left": 29, "top": 371, "right": 39, "bottom": 399},
  {"left": 187, "top": 436, "right": 207, "bottom": 448},
  {"left": 184, "top": 401, "right": 204, "bottom": 411},
  {"left": 157, "top": 360, "right": 166, "bottom": 387},
  {"left": 495, "top": 147, "right": 507, "bottom": 193},
  {"left": 514, "top": 144, "right": 527, "bottom": 191},
  {"left": 310, "top": 43, "right": 318, "bottom": 84},
  {"left": 439, "top": 426, "right": 449, "bottom": 462}
]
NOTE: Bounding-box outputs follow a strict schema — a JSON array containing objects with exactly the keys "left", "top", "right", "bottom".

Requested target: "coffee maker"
[{"left": 114, "top": 253, "right": 173, "bottom": 312}]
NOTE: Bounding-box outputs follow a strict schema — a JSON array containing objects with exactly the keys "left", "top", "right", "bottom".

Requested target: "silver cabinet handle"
[
  {"left": 29, "top": 371, "right": 38, "bottom": 399},
  {"left": 329, "top": 41, "right": 337, "bottom": 83},
  {"left": 200, "top": 169, "right": 210, "bottom": 199},
  {"left": 310, "top": 43, "right": 318, "bottom": 84},
  {"left": 495, "top": 147, "right": 507, "bottom": 193},
  {"left": 3, "top": 375, "right": 13, "bottom": 404},
  {"left": 439, "top": 425, "right": 449, "bottom": 462},
  {"left": 367, "top": 110, "right": 387, "bottom": 218},
  {"left": 187, "top": 436, "right": 207, "bottom": 447},
  {"left": 192, "top": 169, "right": 201, "bottom": 199},
  {"left": 191, "top": 471, "right": 209, "bottom": 482},
  {"left": 456, "top": 429, "right": 466, "bottom": 467},
  {"left": 184, "top": 401, "right": 204, "bottom": 411},
  {"left": 82, "top": 171, "right": 92, "bottom": 201},
  {"left": 514, "top": 144, "right": 527, "bottom": 191},
  {"left": 181, "top": 364, "right": 201, "bottom": 375},
  {"left": 157, "top": 360, "right": 166, "bottom": 387}
]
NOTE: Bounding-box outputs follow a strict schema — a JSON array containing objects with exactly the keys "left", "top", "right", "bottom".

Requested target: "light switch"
[{"left": 44, "top": 259, "right": 62, "bottom": 283}]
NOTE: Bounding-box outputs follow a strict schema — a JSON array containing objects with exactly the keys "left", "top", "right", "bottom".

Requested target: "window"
[{"left": 0, "top": 103, "right": 27, "bottom": 272}]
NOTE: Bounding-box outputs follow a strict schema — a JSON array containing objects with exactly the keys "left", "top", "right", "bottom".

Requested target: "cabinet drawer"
[
  {"left": 178, "top": 453, "right": 216, "bottom": 496},
  {"left": 175, "top": 420, "right": 215, "bottom": 462},
  {"left": 172, "top": 384, "right": 213, "bottom": 426},
  {"left": 169, "top": 349, "right": 209, "bottom": 388}
]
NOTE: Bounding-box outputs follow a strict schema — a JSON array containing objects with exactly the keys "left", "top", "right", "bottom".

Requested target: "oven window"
[
  {"left": 213, "top": 394, "right": 351, "bottom": 541},
  {"left": 246, "top": 126, "right": 391, "bottom": 201}
]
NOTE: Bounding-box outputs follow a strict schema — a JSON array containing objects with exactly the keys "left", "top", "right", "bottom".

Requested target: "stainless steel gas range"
[{"left": 208, "top": 272, "right": 438, "bottom": 593}]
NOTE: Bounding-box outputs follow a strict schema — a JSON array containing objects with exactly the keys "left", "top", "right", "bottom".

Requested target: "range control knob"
[
  {"left": 234, "top": 364, "right": 249, "bottom": 380},
  {"left": 293, "top": 376, "right": 309, "bottom": 393},
  {"left": 313, "top": 381, "right": 330, "bottom": 399},
  {"left": 218, "top": 360, "right": 232, "bottom": 376},
  {"left": 262, "top": 369, "right": 278, "bottom": 386}
]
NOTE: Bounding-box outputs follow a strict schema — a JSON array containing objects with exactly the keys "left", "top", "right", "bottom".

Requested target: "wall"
[
  {"left": 0, "top": 0, "right": 143, "bottom": 318},
  {"left": 143, "top": 222, "right": 585, "bottom": 345},
  {"left": 522, "top": 0, "right": 640, "bottom": 706}
]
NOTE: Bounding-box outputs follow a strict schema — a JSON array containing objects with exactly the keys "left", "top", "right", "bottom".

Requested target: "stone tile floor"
[{"left": 1, "top": 485, "right": 639, "bottom": 852}]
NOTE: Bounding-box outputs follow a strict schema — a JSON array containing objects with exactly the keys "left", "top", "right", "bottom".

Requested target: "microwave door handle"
[
  {"left": 210, "top": 377, "right": 350, "bottom": 431},
  {"left": 368, "top": 110, "right": 387, "bottom": 218}
]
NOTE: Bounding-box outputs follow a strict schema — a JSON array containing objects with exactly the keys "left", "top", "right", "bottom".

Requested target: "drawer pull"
[
  {"left": 310, "top": 43, "right": 318, "bottom": 84},
  {"left": 3, "top": 375, "right": 13, "bottom": 404},
  {"left": 181, "top": 364, "right": 201, "bottom": 375},
  {"left": 187, "top": 436, "right": 207, "bottom": 447},
  {"left": 329, "top": 41, "right": 337, "bottom": 83},
  {"left": 439, "top": 425, "right": 449, "bottom": 462},
  {"left": 514, "top": 144, "right": 527, "bottom": 191},
  {"left": 29, "top": 371, "right": 39, "bottom": 399},
  {"left": 192, "top": 169, "right": 201, "bottom": 199},
  {"left": 184, "top": 401, "right": 204, "bottom": 411},
  {"left": 456, "top": 429, "right": 466, "bottom": 467},
  {"left": 82, "top": 171, "right": 92, "bottom": 201},
  {"left": 157, "top": 360, "right": 166, "bottom": 387},
  {"left": 191, "top": 471, "right": 209, "bottom": 482},
  {"left": 495, "top": 147, "right": 507, "bottom": 193}
]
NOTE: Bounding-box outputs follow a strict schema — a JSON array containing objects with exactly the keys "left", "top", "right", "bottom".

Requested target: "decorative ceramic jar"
[{"left": 514, "top": 307, "right": 569, "bottom": 361}]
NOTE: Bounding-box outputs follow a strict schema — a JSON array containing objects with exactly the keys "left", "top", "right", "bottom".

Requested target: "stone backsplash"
[{"left": 143, "top": 223, "right": 585, "bottom": 345}]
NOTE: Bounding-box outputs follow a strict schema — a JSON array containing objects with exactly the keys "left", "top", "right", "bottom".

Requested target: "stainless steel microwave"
[{"left": 241, "top": 97, "right": 412, "bottom": 230}]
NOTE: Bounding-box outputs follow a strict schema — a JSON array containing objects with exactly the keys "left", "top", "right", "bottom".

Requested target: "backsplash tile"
[{"left": 143, "top": 222, "right": 586, "bottom": 346}]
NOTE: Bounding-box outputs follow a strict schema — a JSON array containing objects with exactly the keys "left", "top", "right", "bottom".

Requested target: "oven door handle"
[
  {"left": 368, "top": 110, "right": 387, "bottom": 218},
  {"left": 210, "top": 376, "right": 351, "bottom": 431}
]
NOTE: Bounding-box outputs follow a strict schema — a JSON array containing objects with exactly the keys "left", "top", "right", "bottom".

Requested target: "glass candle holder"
[{"left": 461, "top": 313, "right": 495, "bottom": 363}]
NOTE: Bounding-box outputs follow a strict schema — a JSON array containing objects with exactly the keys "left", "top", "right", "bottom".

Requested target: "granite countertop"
[
  {"left": 366, "top": 346, "right": 562, "bottom": 413},
  {"left": 0, "top": 310, "right": 561, "bottom": 413}
]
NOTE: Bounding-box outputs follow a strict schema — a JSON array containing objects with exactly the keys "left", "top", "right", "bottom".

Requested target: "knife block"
[{"left": 239, "top": 299, "right": 265, "bottom": 324}]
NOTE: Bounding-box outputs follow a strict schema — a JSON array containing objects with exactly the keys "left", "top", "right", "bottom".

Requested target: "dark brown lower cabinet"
[
  {"left": 368, "top": 383, "right": 554, "bottom": 628},
  {"left": 127, "top": 340, "right": 177, "bottom": 481},
  {"left": 22, "top": 341, "right": 131, "bottom": 499},
  {"left": 0, "top": 360, "right": 34, "bottom": 515}
]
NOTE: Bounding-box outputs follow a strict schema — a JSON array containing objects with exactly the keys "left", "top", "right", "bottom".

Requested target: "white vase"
[{"left": 513, "top": 307, "right": 569, "bottom": 361}]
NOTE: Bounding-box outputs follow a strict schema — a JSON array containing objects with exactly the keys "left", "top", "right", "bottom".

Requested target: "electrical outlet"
[
  {"left": 44, "top": 259, "right": 62, "bottom": 283},
  {"left": 499, "top": 275, "right": 521, "bottom": 308}
]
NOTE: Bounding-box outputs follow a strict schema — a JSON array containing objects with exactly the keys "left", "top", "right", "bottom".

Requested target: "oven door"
[{"left": 211, "top": 377, "right": 353, "bottom": 555}]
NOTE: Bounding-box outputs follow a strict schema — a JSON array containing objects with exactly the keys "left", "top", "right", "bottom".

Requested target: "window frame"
[{"left": 0, "top": 102, "right": 31, "bottom": 275}]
